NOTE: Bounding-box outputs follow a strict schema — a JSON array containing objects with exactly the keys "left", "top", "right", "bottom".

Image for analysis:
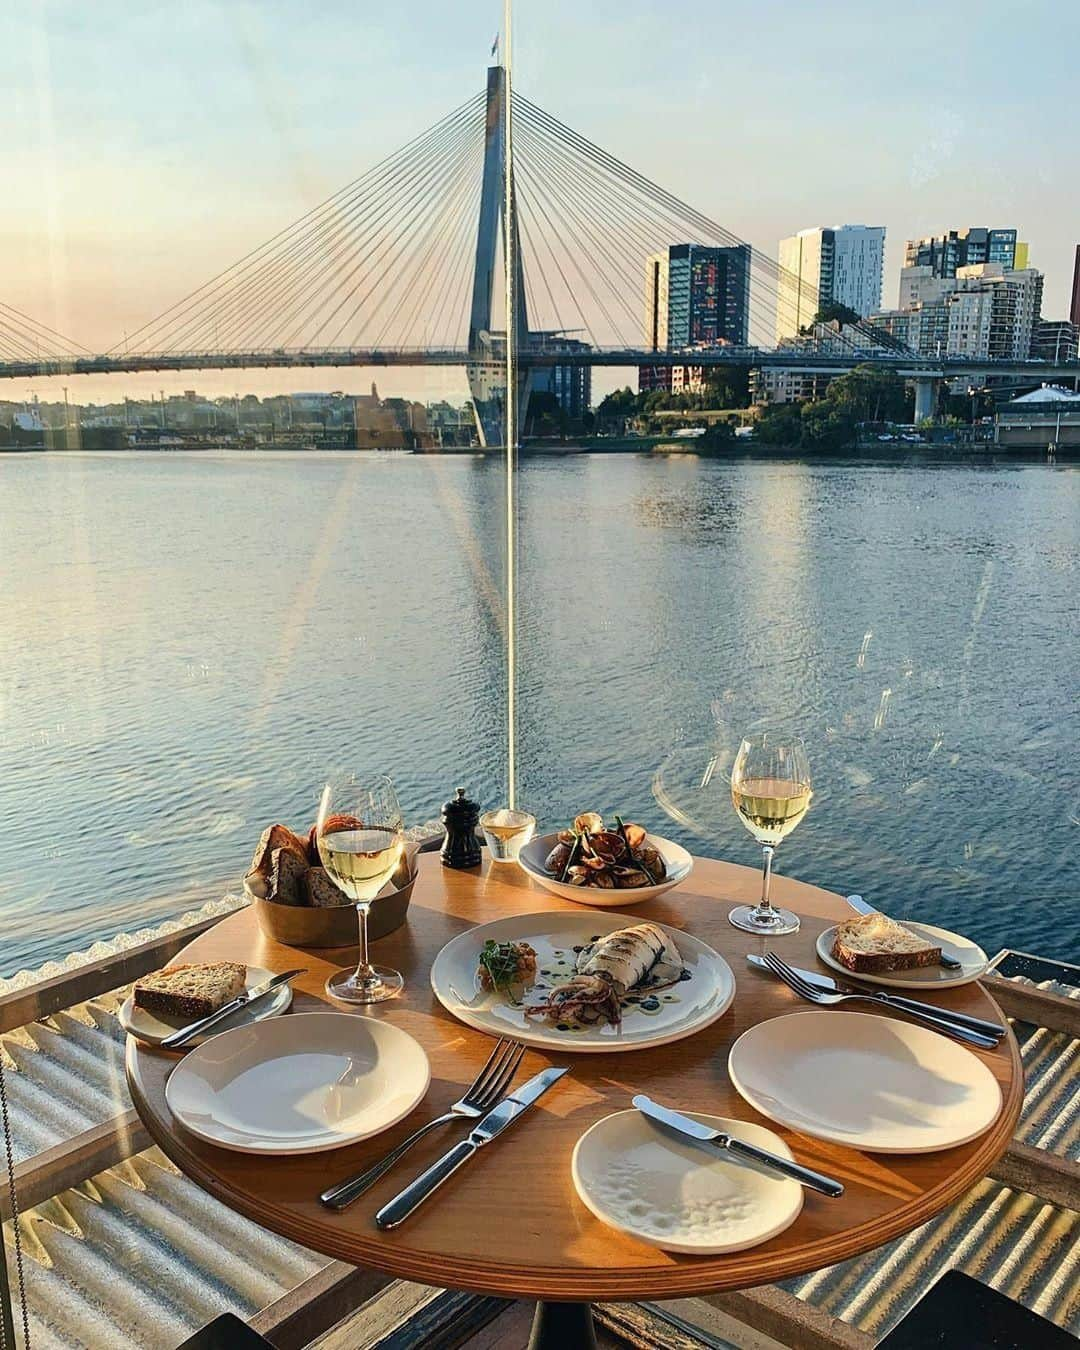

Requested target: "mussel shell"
[
  {"left": 589, "top": 870, "right": 615, "bottom": 888},
  {"left": 588, "top": 830, "right": 627, "bottom": 861},
  {"left": 545, "top": 842, "right": 572, "bottom": 874},
  {"left": 635, "top": 845, "right": 666, "bottom": 880},
  {"left": 612, "top": 865, "right": 650, "bottom": 888},
  {"left": 622, "top": 822, "right": 648, "bottom": 850},
  {"left": 566, "top": 865, "right": 590, "bottom": 886}
]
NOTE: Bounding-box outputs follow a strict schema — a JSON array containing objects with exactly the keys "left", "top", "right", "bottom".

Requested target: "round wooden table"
[{"left": 127, "top": 853, "right": 1022, "bottom": 1347}]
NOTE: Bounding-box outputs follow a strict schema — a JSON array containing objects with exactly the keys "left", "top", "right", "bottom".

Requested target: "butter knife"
[
  {"left": 746, "top": 954, "right": 1005, "bottom": 1037},
  {"left": 846, "top": 894, "right": 962, "bottom": 970},
  {"left": 375, "top": 1066, "right": 568, "bottom": 1229},
  {"left": 633, "top": 1095, "right": 844, "bottom": 1198},
  {"left": 159, "top": 968, "right": 306, "bottom": 1049}
]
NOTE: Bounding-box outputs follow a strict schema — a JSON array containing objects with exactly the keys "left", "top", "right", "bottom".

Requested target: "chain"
[{"left": 0, "top": 1048, "right": 30, "bottom": 1350}]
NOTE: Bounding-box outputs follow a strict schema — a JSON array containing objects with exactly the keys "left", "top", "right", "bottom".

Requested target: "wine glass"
[
  {"left": 729, "top": 733, "right": 812, "bottom": 936},
  {"left": 318, "top": 774, "right": 406, "bottom": 1004}
]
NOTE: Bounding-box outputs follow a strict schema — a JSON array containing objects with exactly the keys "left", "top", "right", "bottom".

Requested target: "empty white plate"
[
  {"left": 816, "top": 921, "right": 988, "bottom": 989},
  {"left": 119, "top": 966, "right": 293, "bottom": 1047},
  {"left": 729, "top": 1011, "right": 1001, "bottom": 1154},
  {"left": 165, "top": 1011, "right": 430, "bottom": 1153},
  {"left": 572, "top": 1109, "right": 803, "bottom": 1254}
]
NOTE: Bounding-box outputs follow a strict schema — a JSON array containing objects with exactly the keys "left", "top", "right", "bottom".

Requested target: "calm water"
[{"left": 2, "top": 449, "right": 1077, "bottom": 974}]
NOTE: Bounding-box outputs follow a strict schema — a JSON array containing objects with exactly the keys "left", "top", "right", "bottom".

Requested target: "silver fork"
[
  {"left": 319, "top": 1037, "right": 526, "bottom": 1209},
  {"left": 762, "top": 952, "right": 998, "bottom": 1050}
]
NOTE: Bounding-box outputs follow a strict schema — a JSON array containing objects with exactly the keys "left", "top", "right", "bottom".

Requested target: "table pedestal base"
[{"left": 527, "top": 1300, "right": 597, "bottom": 1349}]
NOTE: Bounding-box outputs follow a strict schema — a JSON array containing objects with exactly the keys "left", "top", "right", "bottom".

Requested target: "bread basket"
[{"left": 247, "top": 848, "right": 418, "bottom": 949}]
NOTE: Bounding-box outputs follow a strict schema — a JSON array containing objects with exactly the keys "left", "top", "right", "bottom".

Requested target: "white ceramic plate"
[
  {"left": 119, "top": 966, "right": 292, "bottom": 1047},
  {"left": 816, "top": 921, "right": 988, "bottom": 989},
  {"left": 729, "top": 1010, "right": 1001, "bottom": 1153},
  {"left": 165, "top": 1011, "right": 430, "bottom": 1153},
  {"left": 572, "top": 1109, "right": 803, "bottom": 1254},
  {"left": 430, "top": 910, "right": 735, "bottom": 1053},
  {"left": 517, "top": 832, "right": 693, "bottom": 907}
]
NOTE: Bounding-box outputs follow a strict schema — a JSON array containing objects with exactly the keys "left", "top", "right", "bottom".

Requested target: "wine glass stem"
[
  {"left": 354, "top": 902, "right": 379, "bottom": 992},
  {"left": 758, "top": 844, "right": 776, "bottom": 914}
]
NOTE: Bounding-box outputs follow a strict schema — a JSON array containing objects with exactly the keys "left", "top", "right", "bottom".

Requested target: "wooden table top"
[{"left": 126, "top": 853, "right": 1023, "bottom": 1302}]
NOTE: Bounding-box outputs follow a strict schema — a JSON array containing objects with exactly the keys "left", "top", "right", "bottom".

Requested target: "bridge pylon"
[{"left": 467, "top": 64, "right": 530, "bottom": 448}]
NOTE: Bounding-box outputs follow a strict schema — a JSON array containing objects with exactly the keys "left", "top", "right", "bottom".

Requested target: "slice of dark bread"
[
  {"left": 832, "top": 913, "right": 941, "bottom": 973},
  {"left": 270, "top": 847, "right": 309, "bottom": 906},
  {"left": 134, "top": 962, "right": 247, "bottom": 1019},
  {"left": 305, "top": 866, "right": 349, "bottom": 908},
  {"left": 250, "top": 823, "right": 309, "bottom": 883}
]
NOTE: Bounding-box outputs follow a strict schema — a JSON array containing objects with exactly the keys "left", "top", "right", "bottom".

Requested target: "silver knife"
[
  {"left": 375, "top": 1066, "right": 568, "bottom": 1229},
  {"left": 746, "top": 954, "right": 1005, "bottom": 1037},
  {"left": 846, "top": 894, "right": 962, "bottom": 970},
  {"left": 159, "top": 968, "right": 306, "bottom": 1049},
  {"left": 633, "top": 1095, "right": 843, "bottom": 1198}
]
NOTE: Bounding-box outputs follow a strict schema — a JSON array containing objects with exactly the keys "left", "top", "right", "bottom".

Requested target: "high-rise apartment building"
[
  {"left": 645, "top": 244, "right": 751, "bottom": 350},
  {"left": 903, "top": 227, "right": 1025, "bottom": 280},
  {"left": 775, "top": 225, "right": 885, "bottom": 342},
  {"left": 872, "top": 263, "right": 1043, "bottom": 360}
]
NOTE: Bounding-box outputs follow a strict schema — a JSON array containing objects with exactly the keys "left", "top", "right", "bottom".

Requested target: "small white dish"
[
  {"left": 816, "top": 921, "right": 988, "bottom": 989},
  {"left": 729, "top": 1010, "right": 1001, "bottom": 1154},
  {"left": 572, "top": 1109, "right": 803, "bottom": 1254},
  {"left": 165, "top": 1011, "right": 430, "bottom": 1153},
  {"left": 517, "top": 832, "right": 693, "bottom": 907},
  {"left": 430, "top": 910, "right": 735, "bottom": 1053},
  {"left": 119, "top": 965, "right": 292, "bottom": 1047}
]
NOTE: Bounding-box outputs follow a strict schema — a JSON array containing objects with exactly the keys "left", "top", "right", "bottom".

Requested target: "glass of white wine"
[
  {"left": 729, "top": 734, "right": 812, "bottom": 936},
  {"left": 318, "top": 774, "right": 406, "bottom": 1004}
]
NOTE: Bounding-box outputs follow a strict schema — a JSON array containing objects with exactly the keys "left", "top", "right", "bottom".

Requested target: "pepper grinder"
[{"left": 441, "top": 786, "right": 482, "bottom": 869}]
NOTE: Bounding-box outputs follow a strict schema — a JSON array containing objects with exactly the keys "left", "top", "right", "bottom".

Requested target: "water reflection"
[{"left": 0, "top": 452, "right": 1076, "bottom": 971}]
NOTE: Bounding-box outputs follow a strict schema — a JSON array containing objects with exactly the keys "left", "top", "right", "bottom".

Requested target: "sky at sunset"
[{"left": 3, "top": 0, "right": 1077, "bottom": 403}]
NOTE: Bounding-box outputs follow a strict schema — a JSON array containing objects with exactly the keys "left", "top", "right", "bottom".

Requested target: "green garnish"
[{"left": 478, "top": 939, "right": 530, "bottom": 992}]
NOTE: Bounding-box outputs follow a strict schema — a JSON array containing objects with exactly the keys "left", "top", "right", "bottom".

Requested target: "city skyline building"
[
  {"left": 872, "top": 263, "right": 1043, "bottom": 361},
  {"left": 903, "top": 228, "right": 1025, "bottom": 284},
  {"left": 775, "top": 225, "right": 885, "bottom": 343},
  {"left": 645, "top": 243, "right": 751, "bottom": 351}
]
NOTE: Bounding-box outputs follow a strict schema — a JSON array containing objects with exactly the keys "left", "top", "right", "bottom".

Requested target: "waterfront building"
[
  {"left": 1031, "top": 319, "right": 1080, "bottom": 362},
  {"left": 750, "top": 367, "right": 835, "bottom": 405},
  {"left": 645, "top": 243, "right": 751, "bottom": 350},
  {"left": 775, "top": 225, "right": 885, "bottom": 342},
  {"left": 873, "top": 263, "right": 1043, "bottom": 360},
  {"left": 528, "top": 331, "right": 592, "bottom": 420},
  {"left": 903, "top": 227, "right": 1025, "bottom": 278},
  {"left": 638, "top": 364, "right": 706, "bottom": 395},
  {"left": 996, "top": 384, "right": 1080, "bottom": 449}
]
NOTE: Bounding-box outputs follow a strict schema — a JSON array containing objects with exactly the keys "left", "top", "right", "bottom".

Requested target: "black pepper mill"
[{"left": 441, "top": 786, "right": 482, "bottom": 869}]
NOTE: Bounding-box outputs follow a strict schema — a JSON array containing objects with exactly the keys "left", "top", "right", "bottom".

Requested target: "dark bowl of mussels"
[{"left": 517, "top": 811, "right": 693, "bottom": 907}]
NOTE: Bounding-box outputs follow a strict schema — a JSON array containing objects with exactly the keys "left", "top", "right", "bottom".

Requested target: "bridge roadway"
[{"left": 3, "top": 346, "right": 1080, "bottom": 384}]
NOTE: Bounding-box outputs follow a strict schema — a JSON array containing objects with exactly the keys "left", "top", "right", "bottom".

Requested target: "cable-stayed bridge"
[{"left": 3, "top": 65, "right": 1078, "bottom": 435}]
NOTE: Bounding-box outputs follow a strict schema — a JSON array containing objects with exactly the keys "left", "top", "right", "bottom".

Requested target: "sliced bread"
[
  {"left": 270, "top": 846, "right": 309, "bottom": 906},
  {"left": 832, "top": 912, "right": 941, "bottom": 973},
  {"left": 249, "top": 823, "right": 309, "bottom": 883},
  {"left": 134, "top": 962, "right": 247, "bottom": 1019},
  {"left": 305, "top": 866, "right": 349, "bottom": 907}
]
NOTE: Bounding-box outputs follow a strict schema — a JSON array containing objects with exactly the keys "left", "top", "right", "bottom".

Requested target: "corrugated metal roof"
[
  {"left": 776, "top": 984, "right": 1080, "bottom": 1338},
  {"left": 3, "top": 942, "right": 1077, "bottom": 1347}
]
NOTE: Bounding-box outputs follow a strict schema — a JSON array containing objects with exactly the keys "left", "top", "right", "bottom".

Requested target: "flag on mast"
[{"left": 491, "top": 33, "right": 499, "bottom": 57}]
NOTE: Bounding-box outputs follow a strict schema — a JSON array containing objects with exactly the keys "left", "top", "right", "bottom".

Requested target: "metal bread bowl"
[{"left": 247, "top": 852, "right": 418, "bottom": 948}]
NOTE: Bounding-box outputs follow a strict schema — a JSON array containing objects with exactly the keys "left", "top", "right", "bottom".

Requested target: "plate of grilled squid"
[
  {"left": 430, "top": 913, "right": 735, "bottom": 1051},
  {"left": 517, "top": 812, "right": 694, "bottom": 907}
]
